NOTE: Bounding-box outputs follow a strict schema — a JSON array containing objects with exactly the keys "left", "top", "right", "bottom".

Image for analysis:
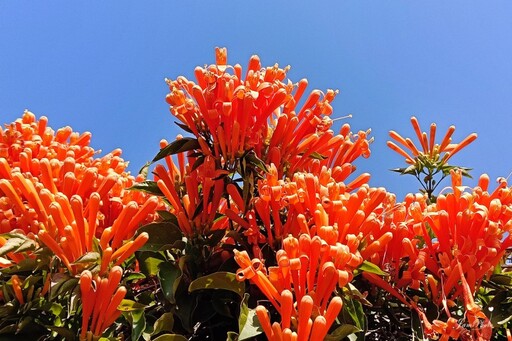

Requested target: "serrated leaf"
[
  {"left": 152, "top": 138, "right": 200, "bottom": 163},
  {"left": 129, "top": 180, "right": 164, "bottom": 196},
  {"left": 135, "top": 222, "right": 183, "bottom": 252},
  {"left": 189, "top": 272, "right": 245, "bottom": 298}
]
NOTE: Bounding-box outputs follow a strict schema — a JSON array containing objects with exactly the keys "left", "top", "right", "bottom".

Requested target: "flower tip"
[{"left": 215, "top": 47, "right": 228, "bottom": 65}]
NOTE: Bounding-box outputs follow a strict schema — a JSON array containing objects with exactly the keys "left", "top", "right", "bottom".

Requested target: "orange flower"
[
  {"left": 164, "top": 48, "right": 371, "bottom": 182},
  {"left": 79, "top": 267, "right": 127, "bottom": 340},
  {"left": 388, "top": 116, "right": 477, "bottom": 165},
  {"left": 0, "top": 113, "right": 161, "bottom": 275}
]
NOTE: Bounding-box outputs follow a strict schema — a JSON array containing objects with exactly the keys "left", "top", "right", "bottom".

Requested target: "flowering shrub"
[{"left": 1, "top": 48, "right": 512, "bottom": 341}]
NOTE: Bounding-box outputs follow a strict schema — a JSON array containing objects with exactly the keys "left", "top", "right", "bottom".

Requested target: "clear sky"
[{"left": 1, "top": 1, "right": 511, "bottom": 199}]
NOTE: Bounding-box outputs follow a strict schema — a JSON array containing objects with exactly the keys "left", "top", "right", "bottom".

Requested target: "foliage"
[{"left": 1, "top": 48, "right": 511, "bottom": 341}]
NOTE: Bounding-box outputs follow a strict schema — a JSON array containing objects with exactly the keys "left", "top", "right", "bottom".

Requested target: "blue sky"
[{"left": 1, "top": 2, "right": 511, "bottom": 199}]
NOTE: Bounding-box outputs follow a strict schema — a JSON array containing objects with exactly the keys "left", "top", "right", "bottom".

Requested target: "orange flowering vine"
[
  {"left": 164, "top": 48, "right": 371, "bottom": 183},
  {"left": 79, "top": 267, "right": 127, "bottom": 340},
  {"left": 388, "top": 116, "right": 477, "bottom": 200},
  {"left": 0, "top": 112, "right": 161, "bottom": 274}
]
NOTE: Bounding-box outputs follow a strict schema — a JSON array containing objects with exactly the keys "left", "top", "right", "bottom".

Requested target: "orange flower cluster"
[
  {"left": 0, "top": 112, "right": 160, "bottom": 273},
  {"left": 165, "top": 48, "right": 371, "bottom": 180},
  {"left": 79, "top": 267, "right": 127, "bottom": 340},
  {"left": 0, "top": 112, "right": 161, "bottom": 336},
  {"left": 231, "top": 165, "right": 401, "bottom": 338},
  {"left": 364, "top": 170, "right": 512, "bottom": 339},
  {"left": 234, "top": 234, "right": 349, "bottom": 340},
  {"left": 154, "top": 139, "right": 230, "bottom": 236},
  {"left": 388, "top": 116, "right": 477, "bottom": 166}
]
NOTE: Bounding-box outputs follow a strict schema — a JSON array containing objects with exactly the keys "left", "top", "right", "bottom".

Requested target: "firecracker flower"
[
  {"left": 388, "top": 116, "right": 477, "bottom": 200},
  {"left": 152, "top": 139, "right": 230, "bottom": 237},
  {"left": 79, "top": 267, "right": 127, "bottom": 340},
  {"left": 0, "top": 113, "right": 161, "bottom": 273},
  {"left": 234, "top": 231, "right": 362, "bottom": 340},
  {"left": 164, "top": 48, "right": 371, "bottom": 181}
]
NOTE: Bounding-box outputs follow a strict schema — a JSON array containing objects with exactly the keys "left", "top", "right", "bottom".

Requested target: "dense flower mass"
[
  {"left": 0, "top": 112, "right": 161, "bottom": 337},
  {"left": 1, "top": 49, "right": 512, "bottom": 341}
]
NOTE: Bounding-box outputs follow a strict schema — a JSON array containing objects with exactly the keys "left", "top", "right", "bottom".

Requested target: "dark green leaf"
[
  {"left": 152, "top": 334, "right": 188, "bottom": 341},
  {"left": 130, "top": 309, "right": 146, "bottom": 341},
  {"left": 189, "top": 272, "right": 245, "bottom": 298},
  {"left": 152, "top": 138, "right": 200, "bottom": 163},
  {"left": 0, "top": 235, "right": 36, "bottom": 256},
  {"left": 174, "top": 121, "right": 194, "bottom": 134},
  {"left": 325, "top": 324, "right": 361, "bottom": 341},
  {"left": 191, "top": 155, "right": 205, "bottom": 172},
  {"left": 244, "top": 152, "right": 268, "bottom": 173},
  {"left": 135, "top": 222, "right": 183, "bottom": 252},
  {"left": 158, "top": 262, "right": 182, "bottom": 304},
  {"left": 46, "top": 326, "right": 76, "bottom": 340},
  {"left": 152, "top": 312, "right": 175, "bottom": 336},
  {"left": 128, "top": 181, "right": 164, "bottom": 196},
  {"left": 72, "top": 252, "right": 100, "bottom": 265},
  {"left": 157, "top": 210, "right": 178, "bottom": 222},
  {"left": 137, "top": 251, "right": 166, "bottom": 276}
]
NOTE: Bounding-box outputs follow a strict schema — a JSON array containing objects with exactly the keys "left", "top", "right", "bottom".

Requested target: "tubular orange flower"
[
  {"left": 0, "top": 113, "right": 162, "bottom": 276},
  {"left": 79, "top": 267, "right": 127, "bottom": 340}
]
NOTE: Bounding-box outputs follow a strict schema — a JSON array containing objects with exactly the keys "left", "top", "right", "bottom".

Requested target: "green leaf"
[
  {"left": 0, "top": 234, "right": 36, "bottom": 256},
  {"left": 130, "top": 309, "right": 146, "bottom": 341},
  {"left": 152, "top": 137, "right": 200, "bottom": 163},
  {"left": 157, "top": 210, "right": 178, "bottom": 222},
  {"left": 189, "top": 272, "right": 245, "bottom": 298},
  {"left": 490, "top": 274, "right": 512, "bottom": 287},
  {"left": 309, "top": 152, "right": 328, "bottom": 160},
  {"left": 135, "top": 222, "right": 183, "bottom": 252},
  {"left": 358, "top": 260, "right": 387, "bottom": 276},
  {"left": 325, "top": 324, "right": 361, "bottom": 341},
  {"left": 129, "top": 181, "right": 164, "bottom": 196},
  {"left": 137, "top": 251, "right": 166, "bottom": 277},
  {"left": 152, "top": 334, "right": 188, "bottom": 341},
  {"left": 72, "top": 251, "right": 100, "bottom": 264},
  {"left": 152, "top": 312, "right": 175, "bottom": 336},
  {"left": 174, "top": 121, "right": 194, "bottom": 134},
  {"left": 158, "top": 263, "right": 182, "bottom": 304},
  {"left": 138, "top": 161, "right": 151, "bottom": 179},
  {"left": 238, "top": 293, "right": 262, "bottom": 340},
  {"left": 46, "top": 326, "right": 76, "bottom": 341},
  {"left": 342, "top": 297, "right": 366, "bottom": 332},
  {"left": 118, "top": 299, "right": 147, "bottom": 312},
  {"left": 244, "top": 151, "right": 268, "bottom": 173},
  {"left": 226, "top": 331, "right": 239, "bottom": 341}
]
